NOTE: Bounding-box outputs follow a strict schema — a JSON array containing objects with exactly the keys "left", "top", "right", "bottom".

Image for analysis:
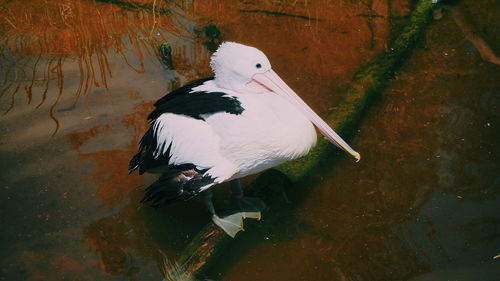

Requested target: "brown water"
[{"left": 1, "top": 1, "right": 499, "bottom": 280}]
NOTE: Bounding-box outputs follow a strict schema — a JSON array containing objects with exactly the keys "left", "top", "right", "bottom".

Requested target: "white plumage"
[{"left": 193, "top": 80, "right": 317, "bottom": 180}]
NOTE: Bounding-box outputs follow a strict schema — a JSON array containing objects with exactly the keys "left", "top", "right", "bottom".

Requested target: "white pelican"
[{"left": 129, "top": 42, "right": 360, "bottom": 237}]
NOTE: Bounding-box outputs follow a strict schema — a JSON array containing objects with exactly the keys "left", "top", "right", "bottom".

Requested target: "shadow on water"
[{"left": 0, "top": 0, "right": 499, "bottom": 281}]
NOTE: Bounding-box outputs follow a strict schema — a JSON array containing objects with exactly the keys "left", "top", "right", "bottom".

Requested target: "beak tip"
[{"left": 354, "top": 152, "right": 361, "bottom": 162}]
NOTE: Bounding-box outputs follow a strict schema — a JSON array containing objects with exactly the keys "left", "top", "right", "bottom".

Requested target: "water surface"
[{"left": 1, "top": 1, "right": 499, "bottom": 280}]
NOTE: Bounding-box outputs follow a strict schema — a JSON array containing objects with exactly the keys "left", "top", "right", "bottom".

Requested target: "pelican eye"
[{"left": 255, "top": 63, "right": 262, "bottom": 69}]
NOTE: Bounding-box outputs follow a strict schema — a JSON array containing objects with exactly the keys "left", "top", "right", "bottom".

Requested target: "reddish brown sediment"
[
  {"left": 69, "top": 101, "right": 153, "bottom": 208},
  {"left": 192, "top": 0, "right": 395, "bottom": 114},
  {"left": 65, "top": 124, "right": 112, "bottom": 149},
  {"left": 171, "top": 1, "right": 438, "bottom": 280},
  {"left": 2, "top": 1, "right": 499, "bottom": 281}
]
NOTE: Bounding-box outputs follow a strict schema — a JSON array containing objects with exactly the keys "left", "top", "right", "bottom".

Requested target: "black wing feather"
[
  {"left": 129, "top": 77, "right": 245, "bottom": 206},
  {"left": 129, "top": 125, "right": 172, "bottom": 174},
  {"left": 141, "top": 165, "right": 215, "bottom": 207},
  {"left": 129, "top": 77, "right": 244, "bottom": 175},
  {"left": 152, "top": 77, "right": 213, "bottom": 108},
  {"left": 148, "top": 77, "right": 244, "bottom": 121}
]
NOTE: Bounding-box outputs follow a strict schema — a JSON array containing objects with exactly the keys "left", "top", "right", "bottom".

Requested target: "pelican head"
[
  {"left": 210, "top": 42, "right": 361, "bottom": 162},
  {"left": 210, "top": 42, "right": 271, "bottom": 93}
]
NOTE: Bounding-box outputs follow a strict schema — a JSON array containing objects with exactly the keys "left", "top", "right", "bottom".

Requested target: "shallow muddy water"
[{"left": 0, "top": 1, "right": 499, "bottom": 280}]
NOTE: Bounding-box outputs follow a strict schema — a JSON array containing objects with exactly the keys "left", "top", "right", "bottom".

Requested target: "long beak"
[{"left": 253, "top": 70, "right": 361, "bottom": 162}]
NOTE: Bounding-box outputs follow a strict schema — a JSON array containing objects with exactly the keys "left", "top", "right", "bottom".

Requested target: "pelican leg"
[
  {"left": 202, "top": 189, "right": 216, "bottom": 216},
  {"left": 202, "top": 189, "right": 243, "bottom": 238},
  {"left": 229, "top": 179, "right": 263, "bottom": 220},
  {"left": 230, "top": 179, "right": 244, "bottom": 197}
]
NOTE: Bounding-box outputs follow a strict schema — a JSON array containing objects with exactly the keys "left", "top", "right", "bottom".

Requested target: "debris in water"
[{"left": 158, "top": 42, "right": 174, "bottom": 69}]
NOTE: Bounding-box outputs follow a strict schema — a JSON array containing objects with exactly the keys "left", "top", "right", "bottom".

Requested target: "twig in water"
[{"left": 239, "top": 9, "right": 321, "bottom": 21}]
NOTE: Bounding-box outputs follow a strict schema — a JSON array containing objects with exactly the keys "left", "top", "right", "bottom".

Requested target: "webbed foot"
[
  {"left": 235, "top": 197, "right": 265, "bottom": 220},
  {"left": 212, "top": 214, "right": 244, "bottom": 238},
  {"left": 204, "top": 181, "right": 266, "bottom": 238},
  {"left": 213, "top": 197, "right": 265, "bottom": 237}
]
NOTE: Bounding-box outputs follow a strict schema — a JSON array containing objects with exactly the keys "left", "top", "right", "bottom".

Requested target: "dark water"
[{"left": 1, "top": 1, "right": 499, "bottom": 280}]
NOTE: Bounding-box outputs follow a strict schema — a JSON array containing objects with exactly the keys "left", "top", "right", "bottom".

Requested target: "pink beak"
[{"left": 253, "top": 70, "right": 361, "bottom": 162}]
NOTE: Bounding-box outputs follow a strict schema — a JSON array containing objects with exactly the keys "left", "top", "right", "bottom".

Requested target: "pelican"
[{"left": 129, "top": 42, "right": 360, "bottom": 237}]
